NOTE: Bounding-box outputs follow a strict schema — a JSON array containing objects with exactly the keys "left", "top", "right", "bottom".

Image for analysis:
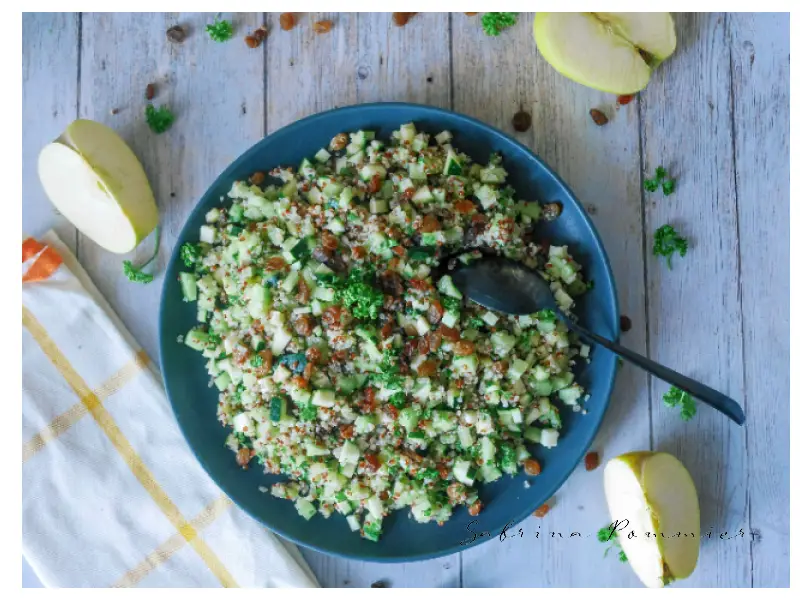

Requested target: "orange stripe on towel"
[
  {"left": 22, "top": 247, "right": 63, "bottom": 283},
  {"left": 22, "top": 238, "right": 45, "bottom": 262}
]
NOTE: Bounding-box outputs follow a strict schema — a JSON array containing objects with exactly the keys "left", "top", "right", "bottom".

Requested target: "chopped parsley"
[
  {"left": 335, "top": 267, "right": 385, "bottom": 320},
  {"left": 653, "top": 225, "right": 689, "bottom": 269},
  {"left": 482, "top": 12, "right": 519, "bottom": 36},
  {"left": 179, "top": 242, "right": 203, "bottom": 268},
  {"left": 644, "top": 165, "right": 676, "bottom": 195},
  {"left": 206, "top": 16, "right": 233, "bottom": 42},
  {"left": 300, "top": 403, "right": 318, "bottom": 422},
  {"left": 249, "top": 354, "right": 263, "bottom": 368},
  {"left": 123, "top": 226, "right": 161, "bottom": 284},
  {"left": 662, "top": 386, "right": 697, "bottom": 421},
  {"left": 597, "top": 524, "right": 628, "bottom": 562},
  {"left": 145, "top": 104, "right": 175, "bottom": 134},
  {"left": 441, "top": 296, "right": 461, "bottom": 313}
]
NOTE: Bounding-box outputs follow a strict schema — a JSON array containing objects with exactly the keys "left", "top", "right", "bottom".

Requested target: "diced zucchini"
[
  {"left": 295, "top": 498, "right": 317, "bottom": 520},
  {"left": 437, "top": 275, "right": 462, "bottom": 299}
]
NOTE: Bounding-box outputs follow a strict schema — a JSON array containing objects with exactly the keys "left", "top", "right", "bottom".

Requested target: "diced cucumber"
[
  {"left": 199, "top": 225, "right": 216, "bottom": 244},
  {"left": 441, "top": 310, "right": 459, "bottom": 328},
  {"left": 408, "top": 163, "right": 427, "bottom": 181},
  {"left": 524, "top": 426, "right": 542, "bottom": 444},
  {"left": 507, "top": 359, "right": 529, "bottom": 381},
  {"left": 531, "top": 379, "right": 553, "bottom": 397},
  {"left": 453, "top": 459, "right": 475, "bottom": 485},
  {"left": 411, "top": 186, "right": 434, "bottom": 204},
  {"left": 214, "top": 372, "right": 231, "bottom": 391},
  {"left": 558, "top": 383, "right": 584, "bottom": 405},
  {"left": 457, "top": 425, "right": 474, "bottom": 448},
  {"left": 312, "top": 389, "right": 336, "bottom": 407},
  {"left": 479, "top": 166, "right": 508, "bottom": 184},
  {"left": 369, "top": 198, "right": 389, "bottom": 214},
  {"left": 359, "top": 163, "right": 387, "bottom": 182},
  {"left": 206, "top": 207, "right": 221, "bottom": 223},
  {"left": 399, "top": 123, "right": 417, "bottom": 142},
  {"left": 474, "top": 184, "right": 498, "bottom": 210},
  {"left": 315, "top": 148, "right": 331, "bottom": 163},
  {"left": 399, "top": 408, "right": 420, "bottom": 432},
  {"left": 346, "top": 514, "right": 361, "bottom": 532},
  {"left": 531, "top": 364, "right": 550, "bottom": 382},
  {"left": 451, "top": 354, "right": 478, "bottom": 376},
  {"left": 295, "top": 498, "right": 317, "bottom": 520},
  {"left": 270, "top": 396, "right": 288, "bottom": 422},
  {"left": 443, "top": 149, "right": 462, "bottom": 176},
  {"left": 550, "top": 372, "right": 574, "bottom": 392},
  {"left": 479, "top": 436, "right": 496, "bottom": 462},
  {"left": 481, "top": 311, "right": 499, "bottom": 327},
  {"left": 354, "top": 414, "right": 377, "bottom": 434},
  {"left": 305, "top": 441, "right": 330, "bottom": 456},
  {"left": 480, "top": 464, "right": 503, "bottom": 483},
  {"left": 437, "top": 274, "right": 463, "bottom": 299},
  {"left": 338, "top": 440, "right": 360, "bottom": 465},
  {"left": 490, "top": 331, "right": 516, "bottom": 356},
  {"left": 184, "top": 328, "right": 210, "bottom": 351}
]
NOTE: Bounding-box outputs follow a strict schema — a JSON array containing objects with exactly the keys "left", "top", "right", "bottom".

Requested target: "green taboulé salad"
[{"left": 177, "top": 123, "right": 592, "bottom": 542}]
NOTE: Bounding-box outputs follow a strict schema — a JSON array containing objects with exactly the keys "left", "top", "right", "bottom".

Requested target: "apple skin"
[{"left": 604, "top": 451, "right": 700, "bottom": 588}]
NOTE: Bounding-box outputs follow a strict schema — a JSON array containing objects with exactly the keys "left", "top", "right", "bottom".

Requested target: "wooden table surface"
[{"left": 22, "top": 12, "right": 789, "bottom": 588}]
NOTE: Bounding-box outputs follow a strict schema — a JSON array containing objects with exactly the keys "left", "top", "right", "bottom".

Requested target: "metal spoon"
[{"left": 448, "top": 255, "right": 746, "bottom": 426}]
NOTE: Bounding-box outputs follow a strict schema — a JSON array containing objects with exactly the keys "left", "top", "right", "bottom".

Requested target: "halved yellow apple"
[
  {"left": 604, "top": 451, "right": 700, "bottom": 588},
  {"left": 38, "top": 119, "right": 158, "bottom": 253},
  {"left": 533, "top": 13, "right": 677, "bottom": 94}
]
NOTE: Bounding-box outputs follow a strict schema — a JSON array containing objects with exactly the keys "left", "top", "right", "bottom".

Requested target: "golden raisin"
[
  {"left": 493, "top": 360, "right": 509, "bottom": 375},
  {"left": 320, "top": 232, "right": 339, "bottom": 251},
  {"left": 367, "top": 174, "right": 382, "bottom": 194},
  {"left": 523, "top": 458, "right": 542, "bottom": 476},
  {"left": 253, "top": 26, "right": 268, "bottom": 42},
  {"left": 249, "top": 171, "right": 266, "bottom": 185},
  {"left": 417, "top": 359, "right": 439, "bottom": 377},
  {"left": 351, "top": 246, "right": 366, "bottom": 260},
  {"left": 279, "top": 13, "right": 296, "bottom": 31},
  {"left": 293, "top": 314, "right": 314, "bottom": 336},
  {"left": 321, "top": 306, "right": 344, "bottom": 329},
  {"left": 364, "top": 453, "right": 381, "bottom": 471},
  {"left": 584, "top": 451, "right": 600, "bottom": 471},
  {"left": 330, "top": 133, "right": 348, "bottom": 151},
  {"left": 453, "top": 340, "right": 475, "bottom": 356},
  {"left": 292, "top": 375, "right": 310, "bottom": 390},
  {"left": 265, "top": 256, "right": 287, "bottom": 271},
  {"left": 439, "top": 325, "right": 460, "bottom": 342},
  {"left": 453, "top": 199, "right": 475, "bottom": 214},
  {"left": 312, "top": 20, "right": 333, "bottom": 34},
  {"left": 589, "top": 108, "right": 609, "bottom": 126},
  {"left": 468, "top": 500, "right": 483, "bottom": 516},
  {"left": 340, "top": 423, "right": 355, "bottom": 439},
  {"left": 533, "top": 503, "right": 550, "bottom": 518},
  {"left": 236, "top": 448, "right": 251, "bottom": 468},
  {"left": 296, "top": 277, "right": 311, "bottom": 304},
  {"left": 420, "top": 214, "right": 442, "bottom": 233},
  {"left": 305, "top": 346, "right": 321, "bottom": 364},
  {"left": 392, "top": 12, "right": 417, "bottom": 27},
  {"left": 427, "top": 300, "right": 444, "bottom": 325},
  {"left": 244, "top": 35, "right": 260, "bottom": 49}
]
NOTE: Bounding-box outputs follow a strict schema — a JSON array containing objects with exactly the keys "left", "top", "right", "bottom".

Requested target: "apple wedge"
[
  {"left": 533, "top": 12, "right": 677, "bottom": 94},
  {"left": 603, "top": 451, "right": 700, "bottom": 588},
  {"left": 38, "top": 119, "right": 158, "bottom": 254}
]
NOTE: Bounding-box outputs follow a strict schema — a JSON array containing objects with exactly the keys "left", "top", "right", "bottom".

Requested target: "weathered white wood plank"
[
  {"left": 265, "top": 11, "right": 456, "bottom": 587},
  {"left": 729, "top": 12, "right": 790, "bottom": 588},
  {"left": 77, "top": 12, "right": 266, "bottom": 360},
  {"left": 640, "top": 13, "right": 749, "bottom": 587},
  {"left": 452, "top": 12, "right": 649, "bottom": 587},
  {"left": 22, "top": 12, "right": 80, "bottom": 253}
]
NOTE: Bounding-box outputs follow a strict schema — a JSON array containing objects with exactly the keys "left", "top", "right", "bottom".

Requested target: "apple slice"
[
  {"left": 604, "top": 451, "right": 700, "bottom": 588},
  {"left": 38, "top": 119, "right": 158, "bottom": 254},
  {"left": 533, "top": 12, "right": 676, "bottom": 94}
]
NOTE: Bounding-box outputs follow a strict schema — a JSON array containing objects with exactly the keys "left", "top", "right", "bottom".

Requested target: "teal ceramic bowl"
[{"left": 159, "top": 102, "right": 619, "bottom": 562}]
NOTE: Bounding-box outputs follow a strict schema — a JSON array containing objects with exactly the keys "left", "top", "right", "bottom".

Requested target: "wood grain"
[
  {"left": 22, "top": 13, "right": 81, "bottom": 252},
  {"left": 640, "top": 13, "right": 749, "bottom": 587},
  {"left": 77, "top": 12, "right": 266, "bottom": 359},
  {"left": 451, "top": 12, "right": 649, "bottom": 587},
  {"left": 729, "top": 12, "right": 790, "bottom": 588},
  {"left": 265, "top": 11, "right": 457, "bottom": 587}
]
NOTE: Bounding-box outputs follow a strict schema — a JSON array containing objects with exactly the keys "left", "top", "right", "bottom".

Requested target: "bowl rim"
[{"left": 159, "top": 101, "right": 620, "bottom": 562}]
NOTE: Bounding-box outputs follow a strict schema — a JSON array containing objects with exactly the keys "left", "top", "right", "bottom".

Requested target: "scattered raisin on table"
[
  {"left": 584, "top": 451, "right": 600, "bottom": 471},
  {"left": 392, "top": 13, "right": 417, "bottom": 27},
  {"left": 244, "top": 35, "right": 260, "bottom": 49},
  {"left": 533, "top": 503, "right": 551, "bottom": 518},
  {"left": 617, "top": 94, "right": 635, "bottom": 106},
  {"left": 279, "top": 13, "right": 296, "bottom": 31},
  {"left": 465, "top": 12, "right": 478, "bottom": 16},
  {"left": 166, "top": 25, "right": 187, "bottom": 43},
  {"left": 590, "top": 108, "right": 609, "bottom": 126},
  {"left": 512, "top": 109, "right": 532, "bottom": 132},
  {"left": 620, "top": 315, "right": 632, "bottom": 332},
  {"left": 253, "top": 26, "right": 268, "bottom": 42},
  {"left": 145, "top": 83, "right": 155, "bottom": 100},
  {"left": 371, "top": 580, "right": 388, "bottom": 588},
  {"left": 312, "top": 20, "right": 333, "bottom": 34}
]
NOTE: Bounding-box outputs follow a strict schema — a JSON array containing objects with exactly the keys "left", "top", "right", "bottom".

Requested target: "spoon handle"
[{"left": 565, "top": 318, "right": 746, "bottom": 425}]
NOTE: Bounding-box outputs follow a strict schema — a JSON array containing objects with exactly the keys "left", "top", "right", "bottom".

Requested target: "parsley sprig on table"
[
  {"left": 644, "top": 166, "right": 676, "bottom": 195},
  {"left": 482, "top": 13, "right": 519, "bottom": 36},
  {"left": 122, "top": 226, "right": 161, "bottom": 284},
  {"left": 145, "top": 104, "right": 175, "bottom": 134},
  {"left": 653, "top": 224, "right": 688, "bottom": 269},
  {"left": 597, "top": 524, "right": 628, "bottom": 562},
  {"left": 663, "top": 386, "right": 697, "bottom": 421},
  {"left": 206, "top": 16, "right": 233, "bottom": 42}
]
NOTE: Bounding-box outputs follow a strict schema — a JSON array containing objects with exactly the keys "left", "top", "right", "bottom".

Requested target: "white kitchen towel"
[{"left": 21, "top": 230, "right": 319, "bottom": 588}]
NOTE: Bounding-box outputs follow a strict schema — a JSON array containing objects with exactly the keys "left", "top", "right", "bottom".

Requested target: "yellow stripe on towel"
[
  {"left": 113, "top": 495, "right": 234, "bottom": 587},
  {"left": 22, "top": 350, "right": 150, "bottom": 463},
  {"left": 22, "top": 307, "right": 239, "bottom": 588}
]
